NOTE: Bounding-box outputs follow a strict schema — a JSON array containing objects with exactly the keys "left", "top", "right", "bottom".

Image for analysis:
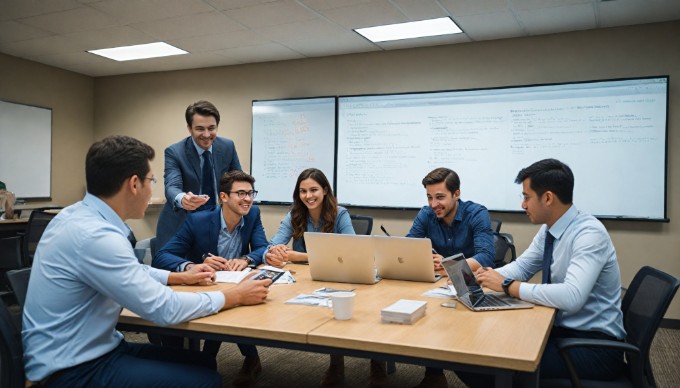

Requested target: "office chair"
[
  {"left": 0, "top": 236, "right": 23, "bottom": 304},
  {"left": 350, "top": 215, "right": 373, "bottom": 235},
  {"left": 490, "top": 218, "right": 502, "bottom": 233},
  {"left": 492, "top": 232, "right": 516, "bottom": 268},
  {"left": 0, "top": 299, "right": 25, "bottom": 388},
  {"left": 22, "top": 208, "right": 59, "bottom": 267},
  {"left": 7, "top": 268, "right": 31, "bottom": 308},
  {"left": 542, "top": 266, "right": 679, "bottom": 388},
  {"left": 150, "top": 237, "right": 159, "bottom": 258}
]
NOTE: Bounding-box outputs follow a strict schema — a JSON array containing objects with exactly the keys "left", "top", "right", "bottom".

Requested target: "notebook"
[
  {"left": 373, "top": 236, "right": 441, "bottom": 283},
  {"left": 442, "top": 258, "right": 534, "bottom": 311},
  {"left": 304, "top": 232, "right": 378, "bottom": 284}
]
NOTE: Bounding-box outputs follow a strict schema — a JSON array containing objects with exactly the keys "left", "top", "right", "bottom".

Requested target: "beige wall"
[
  {"left": 0, "top": 53, "right": 94, "bottom": 208},
  {"left": 3, "top": 21, "right": 679, "bottom": 319}
]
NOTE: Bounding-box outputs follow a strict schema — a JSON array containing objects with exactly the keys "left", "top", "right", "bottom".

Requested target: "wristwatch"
[
  {"left": 242, "top": 256, "right": 256, "bottom": 267},
  {"left": 502, "top": 278, "right": 516, "bottom": 296}
]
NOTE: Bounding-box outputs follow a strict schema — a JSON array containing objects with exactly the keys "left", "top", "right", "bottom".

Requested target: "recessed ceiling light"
[
  {"left": 88, "top": 42, "right": 188, "bottom": 61},
  {"left": 354, "top": 17, "right": 462, "bottom": 43}
]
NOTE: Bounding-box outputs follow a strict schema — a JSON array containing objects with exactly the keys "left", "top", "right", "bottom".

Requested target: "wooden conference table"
[{"left": 118, "top": 264, "right": 555, "bottom": 387}]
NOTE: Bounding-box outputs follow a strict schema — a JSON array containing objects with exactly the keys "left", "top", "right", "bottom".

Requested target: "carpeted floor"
[{"left": 125, "top": 327, "right": 680, "bottom": 387}]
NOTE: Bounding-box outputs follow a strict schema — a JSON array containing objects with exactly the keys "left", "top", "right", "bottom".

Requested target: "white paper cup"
[{"left": 329, "top": 292, "right": 356, "bottom": 320}]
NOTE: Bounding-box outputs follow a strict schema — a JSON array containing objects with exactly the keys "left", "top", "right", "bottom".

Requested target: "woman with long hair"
[
  {"left": 264, "top": 168, "right": 353, "bottom": 264},
  {"left": 264, "top": 169, "right": 384, "bottom": 386}
]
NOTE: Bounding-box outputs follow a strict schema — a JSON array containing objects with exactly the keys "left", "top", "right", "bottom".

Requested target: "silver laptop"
[
  {"left": 304, "top": 232, "right": 378, "bottom": 284},
  {"left": 373, "top": 236, "right": 440, "bottom": 283},
  {"left": 443, "top": 258, "right": 534, "bottom": 311}
]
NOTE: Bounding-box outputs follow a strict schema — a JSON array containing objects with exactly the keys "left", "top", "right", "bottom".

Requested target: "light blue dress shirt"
[
  {"left": 218, "top": 214, "right": 244, "bottom": 259},
  {"left": 497, "top": 205, "right": 625, "bottom": 339},
  {"left": 263, "top": 206, "right": 354, "bottom": 258},
  {"left": 22, "top": 194, "right": 225, "bottom": 381}
]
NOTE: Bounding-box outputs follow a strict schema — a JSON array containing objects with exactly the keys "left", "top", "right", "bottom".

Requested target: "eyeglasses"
[
  {"left": 145, "top": 176, "right": 157, "bottom": 185},
  {"left": 227, "top": 190, "right": 258, "bottom": 199}
]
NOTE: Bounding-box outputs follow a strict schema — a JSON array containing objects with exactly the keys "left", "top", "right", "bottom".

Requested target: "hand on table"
[
  {"left": 203, "top": 253, "right": 230, "bottom": 271},
  {"left": 223, "top": 272, "right": 272, "bottom": 308}
]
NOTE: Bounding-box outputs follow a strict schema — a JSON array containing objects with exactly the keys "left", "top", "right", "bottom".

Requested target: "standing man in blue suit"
[
  {"left": 156, "top": 100, "right": 242, "bottom": 249},
  {"left": 153, "top": 170, "right": 267, "bottom": 386}
]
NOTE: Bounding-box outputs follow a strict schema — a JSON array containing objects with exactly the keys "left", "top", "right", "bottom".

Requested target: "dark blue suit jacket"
[
  {"left": 153, "top": 206, "right": 267, "bottom": 271},
  {"left": 156, "top": 136, "right": 241, "bottom": 248}
]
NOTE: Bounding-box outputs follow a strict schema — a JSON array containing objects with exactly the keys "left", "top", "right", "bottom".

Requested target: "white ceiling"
[{"left": 0, "top": 0, "right": 678, "bottom": 77}]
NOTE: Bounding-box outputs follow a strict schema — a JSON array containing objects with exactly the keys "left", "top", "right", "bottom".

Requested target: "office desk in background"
[
  {"left": 0, "top": 218, "right": 28, "bottom": 238},
  {"left": 118, "top": 264, "right": 555, "bottom": 387}
]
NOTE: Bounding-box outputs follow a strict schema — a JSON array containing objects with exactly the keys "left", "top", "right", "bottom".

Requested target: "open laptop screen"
[{"left": 457, "top": 259, "right": 486, "bottom": 307}]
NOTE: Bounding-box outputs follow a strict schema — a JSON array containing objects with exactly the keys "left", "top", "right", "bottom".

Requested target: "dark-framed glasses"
[{"left": 228, "top": 190, "right": 258, "bottom": 199}]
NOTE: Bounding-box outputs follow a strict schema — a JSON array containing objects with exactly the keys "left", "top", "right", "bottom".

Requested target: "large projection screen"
[
  {"left": 251, "top": 97, "right": 336, "bottom": 204},
  {"left": 0, "top": 100, "right": 52, "bottom": 200},
  {"left": 337, "top": 77, "right": 668, "bottom": 220}
]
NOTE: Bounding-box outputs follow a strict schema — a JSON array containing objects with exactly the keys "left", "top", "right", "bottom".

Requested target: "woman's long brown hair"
[{"left": 291, "top": 168, "right": 338, "bottom": 240}]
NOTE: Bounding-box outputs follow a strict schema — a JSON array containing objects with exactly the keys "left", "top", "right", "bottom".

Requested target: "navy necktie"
[
  {"left": 542, "top": 231, "right": 555, "bottom": 284},
  {"left": 199, "top": 151, "right": 215, "bottom": 211},
  {"left": 125, "top": 224, "right": 137, "bottom": 248}
]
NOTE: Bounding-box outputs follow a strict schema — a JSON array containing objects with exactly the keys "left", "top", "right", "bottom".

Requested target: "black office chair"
[
  {"left": 150, "top": 236, "right": 159, "bottom": 259},
  {"left": 542, "top": 266, "right": 679, "bottom": 388},
  {"left": 7, "top": 268, "right": 30, "bottom": 308},
  {"left": 492, "top": 232, "right": 516, "bottom": 268},
  {"left": 22, "top": 208, "right": 59, "bottom": 267},
  {"left": 490, "top": 218, "right": 502, "bottom": 233},
  {"left": 0, "top": 300, "right": 25, "bottom": 388},
  {"left": 0, "top": 236, "right": 23, "bottom": 304},
  {"left": 350, "top": 215, "right": 373, "bottom": 235}
]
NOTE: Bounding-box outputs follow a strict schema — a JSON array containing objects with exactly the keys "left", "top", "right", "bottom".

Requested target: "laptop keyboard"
[{"left": 479, "top": 293, "right": 511, "bottom": 307}]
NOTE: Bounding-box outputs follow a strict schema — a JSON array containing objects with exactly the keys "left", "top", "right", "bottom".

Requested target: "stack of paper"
[{"left": 381, "top": 299, "right": 427, "bottom": 324}]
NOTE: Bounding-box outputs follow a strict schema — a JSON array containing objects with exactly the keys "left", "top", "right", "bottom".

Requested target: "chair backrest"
[
  {"left": 490, "top": 218, "right": 502, "bottom": 233},
  {"left": 150, "top": 237, "right": 158, "bottom": 258},
  {"left": 621, "top": 266, "right": 680, "bottom": 388},
  {"left": 0, "top": 236, "right": 23, "bottom": 271},
  {"left": 350, "top": 215, "right": 373, "bottom": 235},
  {"left": 0, "top": 301, "right": 25, "bottom": 388},
  {"left": 22, "top": 209, "right": 59, "bottom": 267},
  {"left": 7, "top": 268, "right": 31, "bottom": 308},
  {"left": 492, "top": 232, "right": 516, "bottom": 268}
]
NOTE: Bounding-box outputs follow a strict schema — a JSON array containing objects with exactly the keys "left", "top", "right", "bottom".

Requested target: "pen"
[{"left": 380, "top": 224, "right": 391, "bottom": 236}]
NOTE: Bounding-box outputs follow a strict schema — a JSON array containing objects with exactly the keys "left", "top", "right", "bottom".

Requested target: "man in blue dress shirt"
[
  {"left": 407, "top": 167, "right": 495, "bottom": 271},
  {"left": 406, "top": 167, "right": 495, "bottom": 388},
  {"left": 22, "top": 135, "right": 271, "bottom": 387},
  {"left": 475, "top": 158, "right": 625, "bottom": 384}
]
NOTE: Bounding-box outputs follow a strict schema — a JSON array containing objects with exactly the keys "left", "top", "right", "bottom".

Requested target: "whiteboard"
[
  {"left": 0, "top": 100, "right": 52, "bottom": 199},
  {"left": 251, "top": 97, "right": 336, "bottom": 203},
  {"left": 336, "top": 77, "right": 668, "bottom": 220}
]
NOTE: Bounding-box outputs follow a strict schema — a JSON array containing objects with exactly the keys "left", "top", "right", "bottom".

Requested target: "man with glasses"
[
  {"left": 153, "top": 170, "right": 267, "bottom": 386},
  {"left": 156, "top": 100, "right": 242, "bottom": 249},
  {"left": 23, "top": 136, "right": 271, "bottom": 388}
]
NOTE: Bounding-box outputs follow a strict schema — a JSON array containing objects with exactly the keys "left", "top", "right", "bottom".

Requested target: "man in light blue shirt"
[
  {"left": 22, "top": 135, "right": 271, "bottom": 387},
  {"left": 475, "top": 158, "right": 625, "bottom": 384}
]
